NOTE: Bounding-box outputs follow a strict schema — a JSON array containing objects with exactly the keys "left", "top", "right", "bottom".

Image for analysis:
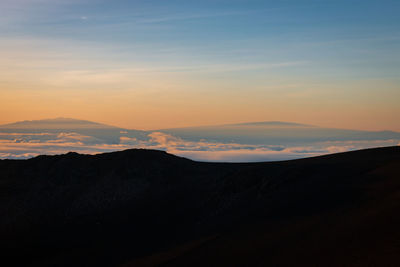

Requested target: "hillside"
[{"left": 1, "top": 146, "right": 400, "bottom": 266}]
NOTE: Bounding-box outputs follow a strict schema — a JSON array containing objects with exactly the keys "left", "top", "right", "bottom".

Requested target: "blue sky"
[{"left": 3, "top": 0, "right": 399, "bottom": 75}]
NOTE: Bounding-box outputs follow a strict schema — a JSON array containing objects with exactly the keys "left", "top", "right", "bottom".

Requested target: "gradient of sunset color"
[{"left": 1, "top": 0, "right": 399, "bottom": 131}]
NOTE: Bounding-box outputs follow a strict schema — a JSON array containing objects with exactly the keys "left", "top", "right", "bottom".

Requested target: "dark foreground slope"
[{"left": 1, "top": 147, "right": 400, "bottom": 266}]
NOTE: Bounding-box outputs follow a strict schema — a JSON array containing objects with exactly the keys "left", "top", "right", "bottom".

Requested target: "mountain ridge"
[
  {"left": 0, "top": 117, "right": 120, "bottom": 129},
  {"left": 1, "top": 146, "right": 400, "bottom": 266},
  {"left": 2, "top": 118, "right": 399, "bottom": 133}
]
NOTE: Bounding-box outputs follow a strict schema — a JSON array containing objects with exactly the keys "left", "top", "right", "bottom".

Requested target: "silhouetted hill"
[{"left": 1, "top": 146, "right": 400, "bottom": 266}]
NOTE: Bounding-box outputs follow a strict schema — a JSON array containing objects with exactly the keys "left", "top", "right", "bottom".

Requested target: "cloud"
[
  {"left": 52, "top": 132, "right": 97, "bottom": 143},
  {"left": 0, "top": 133, "right": 53, "bottom": 136},
  {"left": 171, "top": 148, "right": 320, "bottom": 163},
  {"left": 138, "top": 133, "right": 400, "bottom": 162},
  {"left": 0, "top": 131, "right": 399, "bottom": 162},
  {"left": 0, "top": 132, "right": 130, "bottom": 159},
  {"left": 0, "top": 140, "right": 129, "bottom": 158},
  {"left": 120, "top": 136, "right": 139, "bottom": 145}
]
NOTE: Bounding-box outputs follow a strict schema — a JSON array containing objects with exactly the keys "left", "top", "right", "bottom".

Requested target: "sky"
[{"left": 0, "top": 0, "right": 399, "bottom": 131}]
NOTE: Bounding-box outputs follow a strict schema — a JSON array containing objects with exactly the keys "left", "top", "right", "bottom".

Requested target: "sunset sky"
[{"left": 1, "top": 0, "right": 399, "bottom": 131}]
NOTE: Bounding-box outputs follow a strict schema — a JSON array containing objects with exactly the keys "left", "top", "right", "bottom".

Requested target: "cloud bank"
[{"left": 0, "top": 131, "right": 398, "bottom": 162}]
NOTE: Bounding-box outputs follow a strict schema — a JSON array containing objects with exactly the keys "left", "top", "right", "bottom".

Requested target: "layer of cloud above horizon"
[{"left": 0, "top": 131, "right": 399, "bottom": 162}]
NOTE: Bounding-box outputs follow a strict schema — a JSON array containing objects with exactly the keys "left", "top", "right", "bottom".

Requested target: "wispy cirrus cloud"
[{"left": 136, "top": 10, "right": 253, "bottom": 24}]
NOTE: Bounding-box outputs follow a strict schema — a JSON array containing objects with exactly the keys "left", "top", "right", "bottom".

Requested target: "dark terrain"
[{"left": 1, "top": 146, "right": 400, "bottom": 266}]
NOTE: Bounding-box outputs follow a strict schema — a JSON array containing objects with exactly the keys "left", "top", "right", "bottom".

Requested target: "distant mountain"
[
  {"left": 0, "top": 118, "right": 149, "bottom": 147},
  {"left": 159, "top": 121, "right": 400, "bottom": 145},
  {"left": 0, "top": 117, "right": 117, "bottom": 129},
  {"left": 1, "top": 146, "right": 400, "bottom": 266},
  {"left": 222, "top": 121, "right": 312, "bottom": 127}
]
